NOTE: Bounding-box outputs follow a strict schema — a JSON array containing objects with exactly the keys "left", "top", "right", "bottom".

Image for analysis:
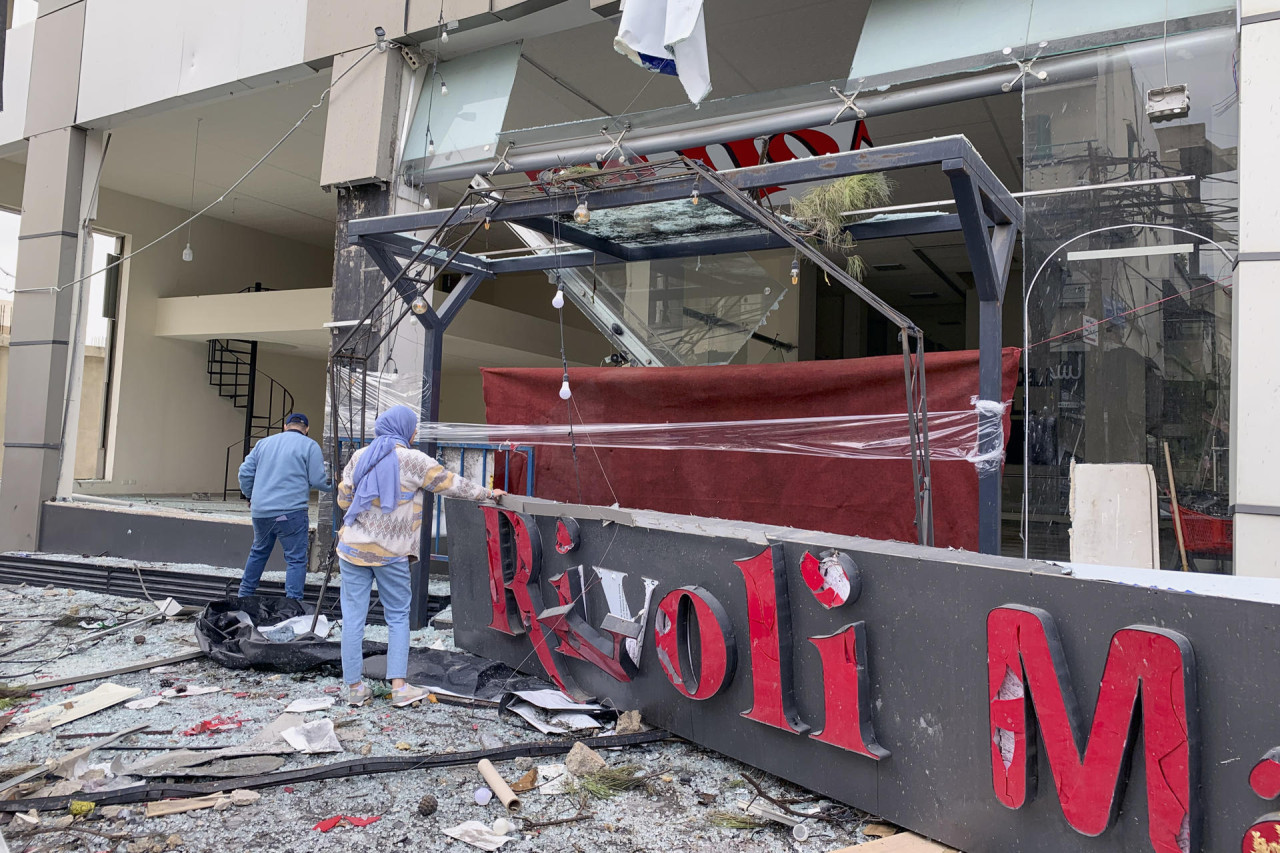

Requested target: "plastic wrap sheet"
[
  {"left": 411, "top": 405, "right": 1009, "bottom": 465},
  {"left": 328, "top": 366, "right": 429, "bottom": 443}
]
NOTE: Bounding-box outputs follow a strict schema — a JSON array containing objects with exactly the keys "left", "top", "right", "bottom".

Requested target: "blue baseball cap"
[{"left": 286, "top": 413, "right": 309, "bottom": 427}]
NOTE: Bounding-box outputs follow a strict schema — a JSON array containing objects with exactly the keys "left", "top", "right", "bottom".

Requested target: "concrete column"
[
  {"left": 316, "top": 46, "right": 406, "bottom": 567},
  {"left": 1233, "top": 9, "right": 1280, "bottom": 576},
  {"left": 0, "top": 127, "right": 86, "bottom": 550}
]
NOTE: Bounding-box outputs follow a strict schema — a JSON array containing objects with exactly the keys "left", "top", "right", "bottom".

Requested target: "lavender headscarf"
[{"left": 342, "top": 405, "right": 418, "bottom": 526}]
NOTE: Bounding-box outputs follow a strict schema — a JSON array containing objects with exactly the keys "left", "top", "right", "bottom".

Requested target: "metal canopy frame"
[{"left": 335, "top": 135, "right": 1022, "bottom": 625}]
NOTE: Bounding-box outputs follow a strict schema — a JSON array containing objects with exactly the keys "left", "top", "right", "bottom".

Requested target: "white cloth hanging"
[{"left": 614, "top": 0, "right": 712, "bottom": 105}]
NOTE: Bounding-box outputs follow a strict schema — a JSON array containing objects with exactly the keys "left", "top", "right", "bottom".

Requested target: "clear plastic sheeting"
[
  {"left": 330, "top": 365, "right": 429, "bottom": 445},
  {"left": 970, "top": 398, "right": 1008, "bottom": 475},
  {"left": 406, "top": 405, "right": 1009, "bottom": 466}
]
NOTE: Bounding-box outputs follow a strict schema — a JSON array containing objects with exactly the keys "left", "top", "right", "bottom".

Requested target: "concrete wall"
[
  {"left": 75, "top": 0, "right": 312, "bottom": 128},
  {"left": 84, "top": 185, "right": 332, "bottom": 495}
]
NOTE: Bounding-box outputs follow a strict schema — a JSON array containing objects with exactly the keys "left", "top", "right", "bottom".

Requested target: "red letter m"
[{"left": 987, "top": 605, "right": 1197, "bottom": 853}]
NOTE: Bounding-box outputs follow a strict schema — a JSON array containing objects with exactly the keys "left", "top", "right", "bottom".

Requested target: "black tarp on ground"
[
  {"left": 364, "top": 648, "right": 549, "bottom": 699},
  {"left": 196, "top": 596, "right": 386, "bottom": 673},
  {"left": 197, "top": 596, "right": 551, "bottom": 696}
]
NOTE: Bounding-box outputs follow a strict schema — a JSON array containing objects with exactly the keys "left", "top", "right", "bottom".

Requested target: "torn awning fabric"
[{"left": 195, "top": 596, "right": 385, "bottom": 673}]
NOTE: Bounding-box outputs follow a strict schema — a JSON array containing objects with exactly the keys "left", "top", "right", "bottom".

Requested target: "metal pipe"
[{"left": 420, "top": 30, "right": 1221, "bottom": 184}]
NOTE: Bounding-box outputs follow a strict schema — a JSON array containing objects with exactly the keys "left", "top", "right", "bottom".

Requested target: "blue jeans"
[
  {"left": 239, "top": 509, "right": 310, "bottom": 600},
  {"left": 339, "top": 556, "right": 411, "bottom": 685}
]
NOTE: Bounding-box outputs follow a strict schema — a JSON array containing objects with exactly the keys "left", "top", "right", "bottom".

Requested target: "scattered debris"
[
  {"left": 30, "top": 651, "right": 205, "bottom": 691},
  {"left": 442, "top": 820, "right": 514, "bottom": 851},
  {"left": 863, "top": 823, "right": 899, "bottom": 839},
  {"left": 160, "top": 685, "right": 221, "bottom": 698},
  {"left": 125, "top": 696, "right": 168, "bottom": 710},
  {"left": 500, "top": 690, "right": 611, "bottom": 735},
  {"left": 280, "top": 719, "right": 342, "bottom": 754},
  {"left": 133, "top": 635, "right": 146, "bottom": 645},
  {"left": 475, "top": 787, "right": 493, "bottom": 806},
  {"left": 478, "top": 759, "right": 521, "bottom": 812},
  {"left": 417, "top": 793, "right": 438, "bottom": 817},
  {"left": 535, "top": 764, "right": 575, "bottom": 796},
  {"left": 313, "top": 814, "right": 381, "bottom": 832},
  {"left": 0, "top": 683, "right": 141, "bottom": 744},
  {"left": 282, "top": 696, "right": 334, "bottom": 713},
  {"left": 565, "top": 742, "right": 607, "bottom": 777},
  {"left": 261, "top": 614, "right": 333, "bottom": 643},
  {"left": 144, "top": 789, "right": 258, "bottom": 818},
  {"left": 181, "top": 714, "right": 245, "bottom": 736},
  {"left": 615, "top": 709, "right": 647, "bottom": 736},
  {"left": 710, "top": 810, "right": 768, "bottom": 829},
  {"left": 576, "top": 765, "right": 649, "bottom": 799},
  {"left": 68, "top": 800, "right": 95, "bottom": 816},
  {"left": 510, "top": 768, "right": 538, "bottom": 793}
]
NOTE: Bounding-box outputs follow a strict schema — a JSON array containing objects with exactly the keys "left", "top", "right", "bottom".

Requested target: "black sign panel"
[{"left": 446, "top": 497, "right": 1280, "bottom": 853}]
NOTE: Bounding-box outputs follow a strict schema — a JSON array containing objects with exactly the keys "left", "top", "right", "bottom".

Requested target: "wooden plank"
[
  {"left": 829, "top": 832, "right": 958, "bottom": 852},
  {"left": 145, "top": 793, "right": 229, "bottom": 817},
  {"left": 30, "top": 650, "right": 204, "bottom": 690}
]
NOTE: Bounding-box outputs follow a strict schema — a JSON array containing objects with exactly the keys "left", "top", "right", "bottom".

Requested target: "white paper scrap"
[
  {"left": 281, "top": 719, "right": 342, "bottom": 754},
  {"left": 442, "top": 820, "right": 513, "bottom": 851},
  {"left": 536, "top": 764, "right": 576, "bottom": 796},
  {"left": 283, "top": 696, "right": 335, "bottom": 713},
  {"left": 124, "top": 696, "right": 168, "bottom": 710},
  {"left": 511, "top": 689, "right": 605, "bottom": 712}
]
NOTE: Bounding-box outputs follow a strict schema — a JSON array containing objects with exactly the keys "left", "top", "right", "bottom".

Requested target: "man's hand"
[{"left": 491, "top": 489, "right": 508, "bottom": 503}]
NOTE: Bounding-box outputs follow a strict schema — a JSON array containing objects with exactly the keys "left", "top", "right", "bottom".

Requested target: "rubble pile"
[{"left": 0, "top": 580, "right": 905, "bottom": 852}]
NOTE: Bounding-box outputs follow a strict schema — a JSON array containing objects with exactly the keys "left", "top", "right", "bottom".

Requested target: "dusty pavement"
[{"left": 0, "top": 580, "right": 889, "bottom": 853}]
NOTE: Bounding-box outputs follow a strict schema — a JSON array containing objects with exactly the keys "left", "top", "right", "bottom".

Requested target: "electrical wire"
[{"left": 16, "top": 43, "right": 382, "bottom": 296}]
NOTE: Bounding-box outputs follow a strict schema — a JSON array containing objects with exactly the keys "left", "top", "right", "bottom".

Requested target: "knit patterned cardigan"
[{"left": 336, "top": 446, "right": 493, "bottom": 566}]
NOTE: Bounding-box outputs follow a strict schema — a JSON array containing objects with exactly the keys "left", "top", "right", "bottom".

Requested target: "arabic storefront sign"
[{"left": 446, "top": 496, "right": 1280, "bottom": 853}]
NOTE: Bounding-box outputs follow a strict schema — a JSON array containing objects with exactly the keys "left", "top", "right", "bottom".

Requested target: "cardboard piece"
[
  {"left": 831, "top": 833, "right": 957, "bottom": 852},
  {"left": 0, "top": 683, "right": 141, "bottom": 744}
]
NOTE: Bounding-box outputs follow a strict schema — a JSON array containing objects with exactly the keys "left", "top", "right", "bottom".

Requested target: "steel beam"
[
  {"left": 348, "top": 136, "right": 991, "bottom": 237},
  {"left": 480, "top": 212, "right": 965, "bottom": 273},
  {"left": 359, "top": 234, "right": 494, "bottom": 279}
]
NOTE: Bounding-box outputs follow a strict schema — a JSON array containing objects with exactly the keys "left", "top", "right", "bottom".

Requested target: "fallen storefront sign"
[{"left": 446, "top": 495, "right": 1280, "bottom": 853}]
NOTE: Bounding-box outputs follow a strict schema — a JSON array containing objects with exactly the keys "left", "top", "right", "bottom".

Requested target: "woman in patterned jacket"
[{"left": 336, "top": 405, "right": 505, "bottom": 706}]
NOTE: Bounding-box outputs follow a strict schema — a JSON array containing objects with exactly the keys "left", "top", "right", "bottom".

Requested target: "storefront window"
[{"left": 1019, "top": 25, "right": 1238, "bottom": 568}]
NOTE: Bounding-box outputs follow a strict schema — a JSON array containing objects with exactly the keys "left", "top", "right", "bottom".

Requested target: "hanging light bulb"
[
  {"left": 427, "top": 138, "right": 435, "bottom": 157},
  {"left": 483, "top": 217, "right": 491, "bottom": 231},
  {"left": 182, "top": 242, "right": 194, "bottom": 263},
  {"left": 552, "top": 286, "right": 565, "bottom": 310},
  {"left": 439, "top": 79, "right": 448, "bottom": 96},
  {"left": 790, "top": 258, "right": 800, "bottom": 285},
  {"left": 411, "top": 295, "right": 429, "bottom": 315},
  {"left": 690, "top": 189, "right": 700, "bottom": 205},
  {"left": 558, "top": 378, "right": 572, "bottom": 400},
  {"left": 440, "top": 27, "right": 449, "bottom": 43},
  {"left": 573, "top": 201, "right": 590, "bottom": 225}
]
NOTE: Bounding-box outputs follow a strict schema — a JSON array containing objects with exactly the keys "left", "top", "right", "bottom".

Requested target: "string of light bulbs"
[{"left": 16, "top": 34, "right": 386, "bottom": 295}]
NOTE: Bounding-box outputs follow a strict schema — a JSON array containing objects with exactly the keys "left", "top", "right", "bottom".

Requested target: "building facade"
[{"left": 0, "top": 0, "right": 1268, "bottom": 575}]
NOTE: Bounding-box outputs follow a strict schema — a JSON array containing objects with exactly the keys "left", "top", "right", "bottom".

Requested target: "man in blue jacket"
[{"left": 237, "top": 413, "right": 329, "bottom": 600}]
